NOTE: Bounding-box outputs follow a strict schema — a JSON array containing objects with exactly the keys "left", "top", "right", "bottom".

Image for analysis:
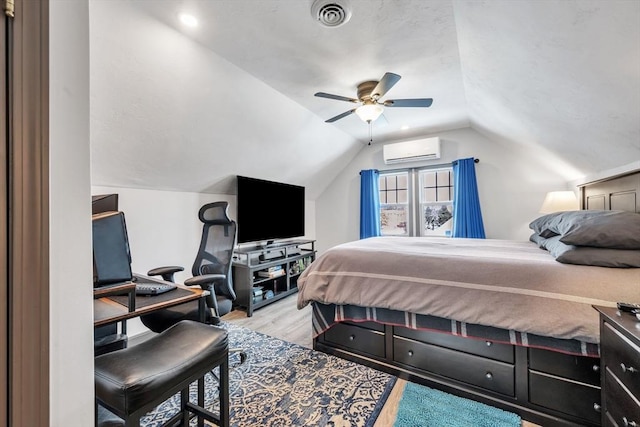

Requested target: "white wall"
[
  {"left": 315, "top": 128, "right": 571, "bottom": 254},
  {"left": 92, "top": 185, "right": 316, "bottom": 336},
  {"left": 50, "top": 1, "right": 94, "bottom": 426},
  {"left": 88, "top": 0, "right": 360, "bottom": 200}
]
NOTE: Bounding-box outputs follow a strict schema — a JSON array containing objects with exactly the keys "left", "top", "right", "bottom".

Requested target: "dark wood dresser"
[{"left": 594, "top": 306, "right": 640, "bottom": 427}]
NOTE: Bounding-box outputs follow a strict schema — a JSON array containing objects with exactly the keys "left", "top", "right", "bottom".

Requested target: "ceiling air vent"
[{"left": 311, "top": 0, "right": 352, "bottom": 28}]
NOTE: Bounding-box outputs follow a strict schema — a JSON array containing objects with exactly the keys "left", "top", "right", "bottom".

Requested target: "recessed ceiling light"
[
  {"left": 401, "top": 125, "right": 410, "bottom": 130},
  {"left": 179, "top": 13, "right": 198, "bottom": 27}
]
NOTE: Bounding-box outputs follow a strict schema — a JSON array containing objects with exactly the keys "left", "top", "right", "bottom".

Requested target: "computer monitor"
[{"left": 92, "top": 211, "right": 133, "bottom": 287}]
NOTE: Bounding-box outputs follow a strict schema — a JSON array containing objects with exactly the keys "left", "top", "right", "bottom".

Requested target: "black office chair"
[{"left": 140, "top": 202, "right": 243, "bottom": 363}]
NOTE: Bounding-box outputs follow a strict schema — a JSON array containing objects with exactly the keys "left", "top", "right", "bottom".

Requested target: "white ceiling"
[{"left": 91, "top": 0, "right": 640, "bottom": 196}]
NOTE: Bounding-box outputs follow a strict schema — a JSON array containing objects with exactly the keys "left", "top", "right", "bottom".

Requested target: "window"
[
  {"left": 418, "top": 169, "right": 453, "bottom": 236},
  {"left": 379, "top": 167, "right": 454, "bottom": 237},
  {"left": 380, "top": 172, "right": 410, "bottom": 236}
]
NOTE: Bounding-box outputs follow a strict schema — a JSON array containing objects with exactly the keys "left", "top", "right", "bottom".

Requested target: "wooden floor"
[{"left": 222, "top": 295, "right": 538, "bottom": 427}]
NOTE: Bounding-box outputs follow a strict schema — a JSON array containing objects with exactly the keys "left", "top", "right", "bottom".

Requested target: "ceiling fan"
[{"left": 314, "top": 72, "right": 433, "bottom": 124}]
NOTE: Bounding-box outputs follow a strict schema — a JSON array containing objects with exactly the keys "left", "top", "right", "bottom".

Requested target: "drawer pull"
[
  {"left": 620, "top": 363, "right": 637, "bottom": 374},
  {"left": 485, "top": 341, "right": 492, "bottom": 347},
  {"left": 348, "top": 334, "right": 355, "bottom": 341},
  {"left": 485, "top": 372, "right": 493, "bottom": 380},
  {"left": 622, "top": 417, "right": 637, "bottom": 427},
  {"left": 592, "top": 364, "right": 600, "bottom": 373},
  {"left": 593, "top": 402, "right": 601, "bottom": 413},
  {"left": 407, "top": 350, "right": 414, "bottom": 357}
]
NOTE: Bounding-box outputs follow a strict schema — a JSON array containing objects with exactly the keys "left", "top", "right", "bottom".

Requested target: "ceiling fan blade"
[
  {"left": 315, "top": 92, "right": 359, "bottom": 103},
  {"left": 383, "top": 98, "right": 433, "bottom": 108},
  {"left": 370, "top": 72, "right": 401, "bottom": 99},
  {"left": 325, "top": 109, "right": 356, "bottom": 123}
]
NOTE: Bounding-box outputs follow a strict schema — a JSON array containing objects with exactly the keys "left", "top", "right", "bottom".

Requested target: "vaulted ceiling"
[{"left": 89, "top": 0, "right": 639, "bottom": 199}]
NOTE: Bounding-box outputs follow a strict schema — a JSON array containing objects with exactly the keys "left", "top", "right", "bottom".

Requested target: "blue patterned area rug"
[
  {"left": 394, "top": 381, "right": 521, "bottom": 427},
  {"left": 140, "top": 322, "right": 396, "bottom": 426}
]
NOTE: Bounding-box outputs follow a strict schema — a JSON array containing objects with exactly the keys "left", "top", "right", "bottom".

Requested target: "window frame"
[{"left": 379, "top": 165, "right": 454, "bottom": 237}]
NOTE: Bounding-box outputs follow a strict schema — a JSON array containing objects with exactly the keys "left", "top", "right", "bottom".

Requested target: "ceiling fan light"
[
  {"left": 179, "top": 13, "right": 198, "bottom": 27},
  {"left": 355, "top": 104, "right": 383, "bottom": 123}
]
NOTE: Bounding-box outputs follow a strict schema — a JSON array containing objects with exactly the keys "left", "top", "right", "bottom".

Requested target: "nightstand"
[{"left": 594, "top": 306, "right": 640, "bottom": 427}]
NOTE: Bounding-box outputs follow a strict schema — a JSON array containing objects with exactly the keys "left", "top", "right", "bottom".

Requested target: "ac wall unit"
[{"left": 383, "top": 137, "right": 441, "bottom": 164}]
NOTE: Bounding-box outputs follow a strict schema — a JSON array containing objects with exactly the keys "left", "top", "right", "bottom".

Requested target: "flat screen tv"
[{"left": 236, "top": 175, "right": 305, "bottom": 245}]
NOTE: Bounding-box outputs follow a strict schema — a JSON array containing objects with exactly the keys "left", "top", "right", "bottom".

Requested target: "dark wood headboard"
[{"left": 579, "top": 170, "right": 640, "bottom": 212}]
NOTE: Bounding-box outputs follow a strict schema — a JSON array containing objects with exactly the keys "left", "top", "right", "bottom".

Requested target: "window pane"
[
  {"left": 397, "top": 189, "right": 408, "bottom": 203},
  {"left": 437, "top": 171, "right": 451, "bottom": 186},
  {"left": 387, "top": 191, "right": 397, "bottom": 204},
  {"left": 421, "top": 203, "right": 453, "bottom": 237},
  {"left": 437, "top": 187, "right": 451, "bottom": 202},
  {"left": 387, "top": 177, "right": 397, "bottom": 190},
  {"left": 422, "top": 172, "right": 436, "bottom": 187},
  {"left": 396, "top": 174, "right": 408, "bottom": 189},
  {"left": 423, "top": 188, "right": 436, "bottom": 202},
  {"left": 381, "top": 205, "right": 408, "bottom": 236}
]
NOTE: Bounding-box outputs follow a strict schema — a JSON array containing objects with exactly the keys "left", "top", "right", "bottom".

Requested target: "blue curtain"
[
  {"left": 452, "top": 158, "right": 486, "bottom": 238},
  {"left": 360, "top": 169, "right": 381, "bottom": 239}
]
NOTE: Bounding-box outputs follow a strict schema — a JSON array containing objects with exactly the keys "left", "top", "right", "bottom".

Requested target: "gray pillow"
[
  {"left": 558, "top": 211, "right": 640, "bottom": 249},
  {"left": 529, "top": 233, "right": 546, "bottom": 247},
  {"left": 529, "top": 210, "right": 612, "bottom": 238},
  {"left": 543, "top": 236, "right": 640, "bottom": 268}
]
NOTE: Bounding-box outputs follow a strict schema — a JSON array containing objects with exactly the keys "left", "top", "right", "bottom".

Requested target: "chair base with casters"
[{"left": 95, "top": 320, "right": 229, "bottom": 427}]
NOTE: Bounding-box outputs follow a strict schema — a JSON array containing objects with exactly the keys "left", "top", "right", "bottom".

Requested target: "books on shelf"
[{"left": 257, "top": 265, "right": 285, "bottom": 278}]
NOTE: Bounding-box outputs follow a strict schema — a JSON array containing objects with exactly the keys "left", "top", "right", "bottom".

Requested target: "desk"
[{"left": 94, "top": 278, "right": 206, "bottom": 328}]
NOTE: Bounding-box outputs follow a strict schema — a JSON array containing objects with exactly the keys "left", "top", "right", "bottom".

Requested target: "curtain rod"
[
  {"left": 451, "top": 158, "right": 480, "bottom": 166},
  {"left": 414, "top": 157, "right": 480, "bottom": 170},
  {"left": 362, "top": 158, "right": 480, "bottom": 174}
]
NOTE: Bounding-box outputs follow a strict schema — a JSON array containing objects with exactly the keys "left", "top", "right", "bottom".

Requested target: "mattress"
[{"left": 298, "top": 236, "right": 640, "bottom": 345}]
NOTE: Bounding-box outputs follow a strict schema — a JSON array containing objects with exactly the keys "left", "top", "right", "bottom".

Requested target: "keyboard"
[{"left": 135, "top": 282, "right": 177, "bottom": 296}]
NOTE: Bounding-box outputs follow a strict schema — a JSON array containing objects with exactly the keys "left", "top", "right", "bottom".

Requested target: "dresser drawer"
[
  {"left": 394, "top": 326, "right": 514, "bottom": 363},
  {"left": 604, "top": 367, "right": 640, "bottom": 427},
  {"left": 323, "top": 322, "right": 386, "bottom": 358},
  {"left": 602, "top": 321, "right": 640, "bottom": 399},
  {"left": 393, "top": 335, "right": 515, "bottom": 396},
  {"left": 529, "top": 371, "right": 601, "bottom": 425}
]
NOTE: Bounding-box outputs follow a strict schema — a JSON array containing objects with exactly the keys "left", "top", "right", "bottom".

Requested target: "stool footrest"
[{"left": 185, "top": 401, "right": 221, "bottom": 425}]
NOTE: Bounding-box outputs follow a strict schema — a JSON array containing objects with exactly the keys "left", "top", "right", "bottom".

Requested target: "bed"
[{"left": 297, "top": 171, "right": 640, "bottom": 427}]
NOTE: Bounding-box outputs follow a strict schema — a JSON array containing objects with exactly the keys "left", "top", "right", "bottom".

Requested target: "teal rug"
[{"left": 394, "top": 382, "right": 521, "bottom": 427}]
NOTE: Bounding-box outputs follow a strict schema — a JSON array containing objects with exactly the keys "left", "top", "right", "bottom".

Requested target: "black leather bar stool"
[{"left": 95, "top": 320, "right": 229, "bottom": 427}]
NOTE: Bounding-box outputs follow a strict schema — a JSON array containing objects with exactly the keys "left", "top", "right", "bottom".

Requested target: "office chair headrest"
[{"left": 199, "top": 201, "right": 233, "bottom": 225}]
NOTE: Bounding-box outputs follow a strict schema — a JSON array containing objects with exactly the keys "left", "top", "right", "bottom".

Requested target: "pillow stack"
[{"left": 529, "top": 210, "right": 640, "bottom": 268}]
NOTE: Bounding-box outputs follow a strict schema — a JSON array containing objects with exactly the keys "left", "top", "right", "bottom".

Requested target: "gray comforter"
[{"left": 297, "top": 237, "right": 640, "bottom": 343}]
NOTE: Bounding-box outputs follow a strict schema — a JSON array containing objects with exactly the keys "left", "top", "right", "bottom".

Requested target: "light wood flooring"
[{"left": 222, "top": 295, "right": 538, "bottom": 427}]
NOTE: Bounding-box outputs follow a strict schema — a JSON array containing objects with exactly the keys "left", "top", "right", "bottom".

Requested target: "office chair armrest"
[
  {"left": 147, "top": 266, "right": 184, "bottom": 282},
  {"left": 183, "top": 274, "right": 225, "bottom": 288},
  {"left": 184, "top": 274, "right": 226, "bottom": 317}
]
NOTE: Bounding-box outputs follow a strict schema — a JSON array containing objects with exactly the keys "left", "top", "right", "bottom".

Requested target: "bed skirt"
[{"left": 312, "top": 302, "right": 600, "bottom": 358}]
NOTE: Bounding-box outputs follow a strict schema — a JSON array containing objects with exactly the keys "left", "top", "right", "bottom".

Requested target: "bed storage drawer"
[
  {"left": 529, "top": 347, "right": 600, "bottom": 385},
  {"left": 393, "top": 336, "right": 515, "bottom": 396},
  {"left": 529, "top": 371, "right": 601, "bottom": 425},
  {"left": 323, "top": 322, "right": 386, "bottom": 358},
  {"left": 394, "top": 326, "right": 514, "bottom": 363}
]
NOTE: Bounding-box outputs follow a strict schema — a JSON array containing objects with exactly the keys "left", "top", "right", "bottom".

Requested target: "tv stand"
[{"left": 232, "top": 240, "right": 315, "bottom": 316}]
